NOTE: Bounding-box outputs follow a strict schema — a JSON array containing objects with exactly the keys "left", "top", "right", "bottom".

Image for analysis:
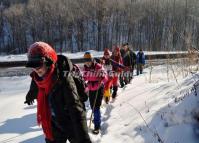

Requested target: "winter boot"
[
  {"left": 92, "top": 125, "right": 100, "bottom": 135},
  {"left": 140, "top": 69, "right": 143, "bottom": 74},
  {"left": 120, "top": 82, "right": 125, "bottom": 88}
]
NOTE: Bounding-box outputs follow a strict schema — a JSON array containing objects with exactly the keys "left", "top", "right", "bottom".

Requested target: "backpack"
[
  {"left": 56, "top": 55, "right": 88, "bottom": 103},
  {"left": 72, "top": 64, "right": 88, "bottom": 102}
]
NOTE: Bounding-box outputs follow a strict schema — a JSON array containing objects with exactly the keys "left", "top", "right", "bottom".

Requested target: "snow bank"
[
  {"left": 0, "top": 50, "right": 104, "bottom": 62},
  {"left": 0, "top": 51, "right": 187, "bottom": 62}
]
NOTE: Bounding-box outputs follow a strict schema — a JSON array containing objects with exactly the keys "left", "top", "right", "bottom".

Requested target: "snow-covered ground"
[
  {"left": 0, "top": 64, "right": 199, "bottom": 143},
  {"left": 0, "top": 51, "right": 187, "bottom": 62}
]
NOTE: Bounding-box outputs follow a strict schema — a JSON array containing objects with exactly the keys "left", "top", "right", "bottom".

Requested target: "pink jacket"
[{"left": 83, "top": 62, "right": 107, "bottom": 91}]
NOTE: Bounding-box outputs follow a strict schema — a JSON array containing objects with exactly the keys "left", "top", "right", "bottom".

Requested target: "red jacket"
[{"left": 83, "top": 62, "right": 107, "bottom": 91}]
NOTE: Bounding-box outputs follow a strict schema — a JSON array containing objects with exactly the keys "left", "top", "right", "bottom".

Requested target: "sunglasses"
[
  {"left": 26, "top": 56, "right": 46, "bottom": 68},
  {"left": 33, "top": 64, "right": 44, "bottom": 70}
]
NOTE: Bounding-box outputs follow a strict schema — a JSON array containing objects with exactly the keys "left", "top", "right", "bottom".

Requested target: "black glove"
[
  {"left": 24, "top": 80, "right": 38, "bottom": 105},
  {"left": 24, "top": 99, "right": 34, "bottom": 105},
  {"left": 24, "top": 90, "right": 37, "bottom": 105}
]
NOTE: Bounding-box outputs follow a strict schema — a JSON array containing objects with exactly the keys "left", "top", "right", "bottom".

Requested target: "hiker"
[
  {"left": 102, "top": 48, "right": 125, "bottom": 103},
  {"left": 120, "top": 43, "right": 136, "bottom": 87},
  {"left": 24, "top": 42, "right": 91, "bottom": 143},
  {"left": 83, "top": 51, "right": 107, "bottom": 134},
  {"left": 136, "top": 49, "right": 145, "bottom": 75}
]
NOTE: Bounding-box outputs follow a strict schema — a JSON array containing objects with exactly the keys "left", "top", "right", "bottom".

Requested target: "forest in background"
[{"left": 0, "top": 0, "right": 199, "bottom": 54}]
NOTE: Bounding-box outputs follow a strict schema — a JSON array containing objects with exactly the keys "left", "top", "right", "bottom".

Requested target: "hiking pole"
[{"left": 89, "top": 82, "right": 102, "bottom": 128}]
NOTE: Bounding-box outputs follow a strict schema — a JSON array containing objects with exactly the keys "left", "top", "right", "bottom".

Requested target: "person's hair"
[{"left": 122, "top": 42, "right": 129, "bottom": 47}]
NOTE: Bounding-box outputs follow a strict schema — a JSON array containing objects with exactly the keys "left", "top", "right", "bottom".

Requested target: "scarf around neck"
[{"left": 31, "top": 64, "right": 56, "bottom": 141}]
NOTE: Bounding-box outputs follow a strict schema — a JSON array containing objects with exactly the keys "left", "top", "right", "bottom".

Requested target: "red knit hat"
[{"left": 26, "top": 42, "right": 57, "bottom": 68}]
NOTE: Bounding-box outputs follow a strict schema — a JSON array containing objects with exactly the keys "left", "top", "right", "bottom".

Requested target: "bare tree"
[{"left": 1, "top": 0, "right": 199, "bottom": 54}]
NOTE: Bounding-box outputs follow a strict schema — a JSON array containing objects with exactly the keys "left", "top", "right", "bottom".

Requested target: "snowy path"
[{"left": 0, "top": 65, "right": 199, "bottom": 143}]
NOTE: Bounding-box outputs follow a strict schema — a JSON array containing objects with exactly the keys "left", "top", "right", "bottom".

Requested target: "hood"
[{"left": 56, "top": 55, "right": 73, "bottom": 72}]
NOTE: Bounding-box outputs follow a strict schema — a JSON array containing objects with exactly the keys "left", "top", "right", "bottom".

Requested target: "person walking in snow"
[
  {"left": 101, "top": 48, "right": 126, "bottom": 103},
  {"left": 136, "top": 49, "right": 145, "bottom": 75},
  {"left": 101, "top": 48, "right": 113, "bottom": 104},
  {"left": 102, "top": 46, "right": 125, "bottom": 103},
  {"left": 24, "top": 42, "right": 91, "bottom": 143},
  {"left": 120, "top": 43, "right": 136, "bottom": 86},
  {"left": 83, "top": 51, "right": 107, "bottom": 134}
]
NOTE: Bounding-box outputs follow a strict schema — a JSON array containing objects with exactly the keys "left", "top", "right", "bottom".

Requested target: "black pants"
[
  {"left": 112, "top": 86, "right": 118, "bottom": 98},
  {"left": 46, "top": 120, "right": 91, "bottom": 143},
  {"left": 45, "top": 121, "right": 75, "bottom": 143},
  {"left": 89, "top": 86, "right": 103, "bottom": 110}
]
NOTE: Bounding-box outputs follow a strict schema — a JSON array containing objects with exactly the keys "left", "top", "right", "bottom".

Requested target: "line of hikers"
[{"left": 24, "top": 42, "right": 145, "bottom": 143}]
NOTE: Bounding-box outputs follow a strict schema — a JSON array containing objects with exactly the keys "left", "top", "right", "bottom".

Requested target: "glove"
[
  {"left": 24, "top": 89, "right": 36, "bottom": 105},
  {"left": 24, "top": 80, "right": 38, "bottom": 105},
  {"left": 24, "top": 100, "right": 34, "bottom": 105}
]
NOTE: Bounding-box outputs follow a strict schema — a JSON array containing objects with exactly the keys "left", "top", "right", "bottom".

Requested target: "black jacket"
[
  {"left": 25, "top": 61, "right": 91, "bottom": 143},
  {"left": 122, "top": 49, "right": 136, "bottom": 69}
]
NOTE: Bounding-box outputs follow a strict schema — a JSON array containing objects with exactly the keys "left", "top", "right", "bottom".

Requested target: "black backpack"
[{"left": 56, "top": 55, "right": 88, "bottom": 103}]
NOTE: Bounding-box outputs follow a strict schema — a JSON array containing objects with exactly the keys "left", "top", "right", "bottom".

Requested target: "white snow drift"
[{"left": 0, "top": 64, "right": 199, "bottom": 143}]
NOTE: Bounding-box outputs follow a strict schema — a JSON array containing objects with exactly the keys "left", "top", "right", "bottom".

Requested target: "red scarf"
[{"left": 31, "top": 65, "right": 55, "bottom": 141}]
